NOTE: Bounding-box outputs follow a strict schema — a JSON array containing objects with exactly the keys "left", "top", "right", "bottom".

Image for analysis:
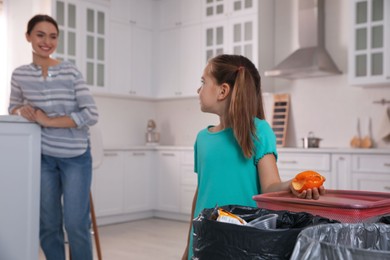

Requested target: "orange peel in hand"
[{"left": 291, "top": 170, "right": 325, "bottom": 192}]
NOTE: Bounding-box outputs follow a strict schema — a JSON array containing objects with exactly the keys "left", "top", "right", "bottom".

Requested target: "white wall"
[
  {"left": 94, "top": 96, "right": 156, "bottom": 147},
  {"left": 1, "top": 0, "right": 51, "bottom": 114}
]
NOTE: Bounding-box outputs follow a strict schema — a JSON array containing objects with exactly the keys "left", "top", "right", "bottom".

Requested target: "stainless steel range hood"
[{"left": 265, "top": 0, "right": 342, "bottom": 79}]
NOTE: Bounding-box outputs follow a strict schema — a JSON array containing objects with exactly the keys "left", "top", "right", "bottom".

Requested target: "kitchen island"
[{"left": 0, "top": 116, "right": 41, "bottom": 260}]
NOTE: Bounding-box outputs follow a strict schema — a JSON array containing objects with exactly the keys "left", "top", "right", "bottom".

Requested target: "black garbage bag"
[
  {"left": 290, "top": 223, "right": 390, "bottom": 260},
  {"left": 378, "top": 215, "right": 390, "bottom": 224},
  {"left": 192, "top": 205, "right": 339, "bottom": 260}
]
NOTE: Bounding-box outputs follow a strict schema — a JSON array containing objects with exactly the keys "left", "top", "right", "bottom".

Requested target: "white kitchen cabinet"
[
  {"left": 53, "top": 0, "right": 109, "bottom": 90},
  {"left": 158, "top": 0, "right": 201, "bottom": 29},
  {"left": 93, "top": 151, "right": 125, "bottom": 217},
  {"left": 109, "top": 21, "right": 152, "bottom": 97},
  {"left": 123, "top": 151, "right": 153, "bottom": 213},
  {"left": 0, "top": 117, "right": 41, "bottom": 260},
  {"left": 111, "top": 0, "right": 153, "bottom": 29},
  {"left": 53, "top": 0, "right": 79, "bottom": 65},
  {"left": 202, "top": 0, "right": 258, "bottom": 21},
  {"left": 349, "top": 0, "right": 390, "bottom": 86},
  {"left": 203, "top": 16, "right": 258, "bottom": 65},
  {"left": 201, "top": 0, "right": 274, "bottom": 86},
  {"left": 156, "top": 23, "right": 203, "bottom": 98},
  {"left": 157, "top": 151, "right": 181, "bottom": 212},
  {"left": 331, "top": 154, "right": 352, "bottom": 190},
  {"left": 277, "top": 151, "right": 334, "bottom": 188},
  {"left": 350, "top": 153, "right": 390, "bottom": 191},
  {"left": 180, "top": 151, "right": 197, "bottom": 215}
]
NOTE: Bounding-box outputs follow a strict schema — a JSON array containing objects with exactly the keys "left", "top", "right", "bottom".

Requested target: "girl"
[
  {"left": 9, "top": 14, "right": 98, "bottom": 260},
  {"left": 182, "top": 54, "right": 325, "bottom": 260}
]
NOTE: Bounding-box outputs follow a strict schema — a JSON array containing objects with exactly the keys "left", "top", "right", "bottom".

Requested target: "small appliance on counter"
[
  {"left": 301, "top": 131, "right": 322, "bottom": 148},
  {"left": 145, "top": 119, "right": 160, "bottom": 145}
]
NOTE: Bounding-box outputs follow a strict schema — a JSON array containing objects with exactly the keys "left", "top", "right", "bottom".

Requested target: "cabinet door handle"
[
  {"left": 384, "top": 186, "right": 390, "bottom": 191},
  {"left": 104, "top": 152, "right": 118, "bottom": 156},
  {"left": 384, "top": 163, "right": 390, "bottom": 167},
  {"left": 133, "top": 152, "right": 145, "bottom": 156},
  {"left": 161, "top": 152, "right": 175, "bottom": 156},
  {"left": 279, "top": 160, "right": 298, "bottom": 164}
]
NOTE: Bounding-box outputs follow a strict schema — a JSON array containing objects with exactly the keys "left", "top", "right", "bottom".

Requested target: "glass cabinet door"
[
  {"left": 205, "top": 22, "right": 225, "bottom": 62},
  {"left": 54, "top": 0, "right": 77, "bottom": 65},
  {"left": 231, "top": 19, "right": 255, "bottom": 61},
  {"left": 350, "top": 0, "right": 389, "bottom": 85},
  {"left": 203, "top": 0, "right": 256, "bottom": 20},
  {"left": 85, "top": 8, "right": 106, "bottom": 87}
]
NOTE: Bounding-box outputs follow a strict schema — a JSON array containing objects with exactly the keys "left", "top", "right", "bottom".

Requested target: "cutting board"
[{"left": 271, "top": 94, "right": 290, "bottom": 147}]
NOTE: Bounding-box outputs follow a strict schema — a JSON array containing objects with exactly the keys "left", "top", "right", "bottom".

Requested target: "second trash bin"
[
  {"left": 290, "top": 223, "right": 390, "bottom": 260},
  {"left": 192, "top": 205, "right": 338, "bottom": 260}
]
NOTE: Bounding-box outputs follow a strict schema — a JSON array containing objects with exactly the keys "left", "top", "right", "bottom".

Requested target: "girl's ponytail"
[
  {"left": 209, "top": 55, "right": 265, "bottom": 158},
  {"left": 229, "top": 67, "right": 258, "bottom": 158}
]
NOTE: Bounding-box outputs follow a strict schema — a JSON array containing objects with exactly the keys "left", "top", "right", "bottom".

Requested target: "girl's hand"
[
  {"left": 181, "top": 247, "right": 188, "bottom": 260},
  {"left": 290, "top": 183, "right": 325, "bottom": 200}
]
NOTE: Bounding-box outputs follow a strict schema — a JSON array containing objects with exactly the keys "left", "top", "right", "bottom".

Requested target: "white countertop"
[
  {"left": 104, "top": 145, "right": 390, "bottom": 154},
  {"left": 0, "top": 115, "right": 30, "bottom": 123}
]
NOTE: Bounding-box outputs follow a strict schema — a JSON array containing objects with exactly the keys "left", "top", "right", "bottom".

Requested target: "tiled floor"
[{"left": 39, "top": 218, "right": 189, "bottom": 260}]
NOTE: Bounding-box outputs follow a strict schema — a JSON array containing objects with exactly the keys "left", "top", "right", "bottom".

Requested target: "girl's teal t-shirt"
[
  {"left": 188, "top": 118, "right": 277, "bottom": 259},
  {"left": 193, "top": 118, "right": 278, "bottom": 219}
]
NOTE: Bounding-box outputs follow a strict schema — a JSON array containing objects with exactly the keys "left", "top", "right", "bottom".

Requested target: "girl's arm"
[
  {"left": 182, "top": 187, "right": 198, "bottom": 260},
  {"left": 257, "top": 154, "right": 324, "bottom": 200}
]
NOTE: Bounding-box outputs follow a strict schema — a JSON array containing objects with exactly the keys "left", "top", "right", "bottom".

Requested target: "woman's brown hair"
[
  {"left": 208, "top": 54, "right": 265, "bottom": 158},
  {"left": 26, "top": 14, "right": 59, "bottom": 35}
]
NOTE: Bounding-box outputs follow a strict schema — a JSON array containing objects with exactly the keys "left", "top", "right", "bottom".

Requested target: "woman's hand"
[
  {"left": 15, "top": 105, "right": 36, "bottom": 122},
  {"left": 34, "top": 109, "right": 50, "bottom": 127},
  {"left": 290, "top": 183, "right": 325, "bottom": 200}
]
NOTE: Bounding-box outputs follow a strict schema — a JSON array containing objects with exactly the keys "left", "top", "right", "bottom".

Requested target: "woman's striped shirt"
[{"left": 9, "top": 61, "right": 99, "bottom": 158}]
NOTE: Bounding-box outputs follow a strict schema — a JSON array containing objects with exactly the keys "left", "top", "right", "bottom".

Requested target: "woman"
[{"left": 8, "top": 14, "right": 98, "bottom": 260}]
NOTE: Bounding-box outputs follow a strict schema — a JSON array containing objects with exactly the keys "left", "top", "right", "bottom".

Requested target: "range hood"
[{"left": 265, "top": 0, "right": 342, "bottom": 79}]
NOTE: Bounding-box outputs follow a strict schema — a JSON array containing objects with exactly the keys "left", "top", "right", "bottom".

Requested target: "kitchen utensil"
[
  {"left": 145, "top": 119, "right": 160, "bottom": 144},
  {"left": 350, "top": 118, "right": 361, "bottom": 148},
  {"left": 302, "top": 132, "right": 322, "bottom": 148},
  {"left": 361, "top": 117, "right": 373, "bottom": 148}
]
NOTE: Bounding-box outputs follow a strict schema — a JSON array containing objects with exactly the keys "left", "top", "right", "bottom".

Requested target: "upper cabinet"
[
  {"left": 108, "top": 0, "right": 153, "bottom": 98},
  {"left": 201, "top": 0, "right": 274, "bottom": 90},
  {"left": 155, "top": 0, "right": 203, "bottom": 99},
  {"left": 53, "top": 0, "right": 109, "bottom": 91},
  {"left": 349, "top": 0, "right": 390, "bottom": 86},
  {"left": 202, "top": 0, "right": 258, "bottom": 21},
  {"left": 159, "top": 0, "right": 202, "bottom": 29},
  {"left": 111, "top": 0, "right": 153, "bottom": 29}
]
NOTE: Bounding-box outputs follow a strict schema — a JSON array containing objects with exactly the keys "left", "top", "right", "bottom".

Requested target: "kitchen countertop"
[{"left": 104, "top": 145, "right": 390, "bottom": 154}]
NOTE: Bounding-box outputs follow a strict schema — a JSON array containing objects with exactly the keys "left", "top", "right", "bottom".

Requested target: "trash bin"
[
  {"left": 290, "top": 223, "right": 390, "bottom": 260},
  {"left": 192, "top": 205, "right": 338, "bottom": 260}
]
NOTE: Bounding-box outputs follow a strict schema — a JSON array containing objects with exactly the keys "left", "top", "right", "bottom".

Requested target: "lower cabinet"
[
  {"left": 92, "top": 149, "right": 154, "bottom": 223},
  {"left": 156, "top": 151, "right": 181, "bottom": 213},
  {"left": 277, "top": 151, "right": 334, "bottom": 189},
  {"left": 156, "top": 149, "right": 197, "bottom": 218},
  {"left": 123, "top": 151, "right": 153, "bottom": 213},
  {"left": 350, "top": 154, "right": 390, "bottom": 192},
  {"left": 93, "top": 147, "right": 390, "bottom": 225},
  {"left": 93, "top": 151, "right": 124, "bottom": 217}
]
